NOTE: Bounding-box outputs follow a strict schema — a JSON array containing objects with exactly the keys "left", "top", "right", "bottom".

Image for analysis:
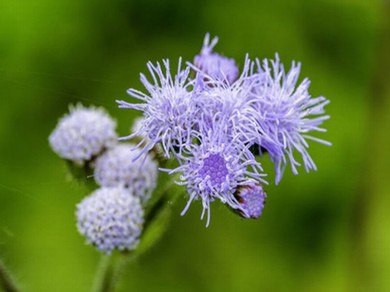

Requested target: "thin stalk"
[{"left": 92, "top": 251, "right": 137, "bottom": 292}]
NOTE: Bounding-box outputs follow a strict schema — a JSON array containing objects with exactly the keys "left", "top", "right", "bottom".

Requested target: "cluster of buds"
[{"left": 49, "top": 105, "right": 158, "bottom": 253}]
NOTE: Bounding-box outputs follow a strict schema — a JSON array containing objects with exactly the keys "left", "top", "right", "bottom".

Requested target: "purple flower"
[
  {"left": 193, "top": 56, "right": 272, "bottom": 147},
  {"left": 252, "top": 54, "right": 330, "bottom": 183},
  {"left": 49, "top": 104, "right": 117, "bottom": 162},
  {"left": 94, "top": 143, "right": 158, "bottom": 204},
  {"left": 235, "top": 184, "right": 266, "bottom": 219},
  {"left": 169, "top": 118, "right": 266, "bottom": 226},
  {"left": 76, "top": 187, "right": 144, "bottom": 253},
  {"left": 193, "top": 33, "right": 239, "bottom": 85},
  {"left": 114, "top": 35, "right": 331, "bottom": 226},
  {"left": 117, "top": 59, "right": 196, "bottom": 158}
]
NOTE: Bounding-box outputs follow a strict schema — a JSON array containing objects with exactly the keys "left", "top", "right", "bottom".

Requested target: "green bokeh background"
[{"left": 1, "top": 0, "right": 389, "bottom": 291}]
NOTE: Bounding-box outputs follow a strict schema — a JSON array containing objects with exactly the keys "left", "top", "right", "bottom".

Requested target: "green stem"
[
  {"left": 92, "top": 254, "right": 112, "bottom": 292},
  {"left": 0, "top": 259, "right": 19, "bottom": 292},
  {"left": 92, "top": 252, "right": 136, "bottom": 292}
]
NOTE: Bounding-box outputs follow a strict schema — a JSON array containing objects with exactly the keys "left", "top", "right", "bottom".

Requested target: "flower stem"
[
  {"left": 0, "top": 259, "right": 19, "bottom": 292},
  {"left": 92, "top": 254, "right": 118, "bottom": 292},
  {"left": 92, "top": 252, "right": 135, "bottom": 292}
]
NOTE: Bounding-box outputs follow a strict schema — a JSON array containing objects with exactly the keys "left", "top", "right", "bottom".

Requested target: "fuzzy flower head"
[
  {"left": 94, "top": 143, "right": 158, "bottom": 204},
  {"left": 117, "top": 59, "right": 196, "bottom": 158},
  {"left": 235, "top": 184, "right": 266, "bottom": 219},
  {"left": 252, "top": 54, "right": 330, "bottom": 183},
  {"left": 194, "top": 33, "right": 239, "bottom": 85},
  {"left": 171, "top": 119, "right": 266, "bottom": 226},
  {"left": 193, "top": 56, "right": 271, "bottom": 146},
  {"left": 76, "top": 187, "right": 144, "bottom": 253},
  {"left": 49, "top": 105, "right": 117, "bottom": 162}
]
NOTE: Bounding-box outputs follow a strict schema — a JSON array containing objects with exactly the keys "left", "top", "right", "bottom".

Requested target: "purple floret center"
[
  {"left": 198, "top": 153, "right": 228, "bottom": 187},
  {"left": 241, "top": 186, "right": 265, "bottom": 218}
]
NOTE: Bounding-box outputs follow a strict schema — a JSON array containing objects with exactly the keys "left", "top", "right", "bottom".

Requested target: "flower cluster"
[
  {"left": 118, "top": 34, "right": 330, "bottom": 226},
  {"left": 49, "top": 105, "right": 158, "bottom": 253}
]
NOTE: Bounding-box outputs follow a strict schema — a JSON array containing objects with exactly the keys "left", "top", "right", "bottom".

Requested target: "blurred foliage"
[{"left": 0, "top": 0, "right": 389, "bottom": 291}]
